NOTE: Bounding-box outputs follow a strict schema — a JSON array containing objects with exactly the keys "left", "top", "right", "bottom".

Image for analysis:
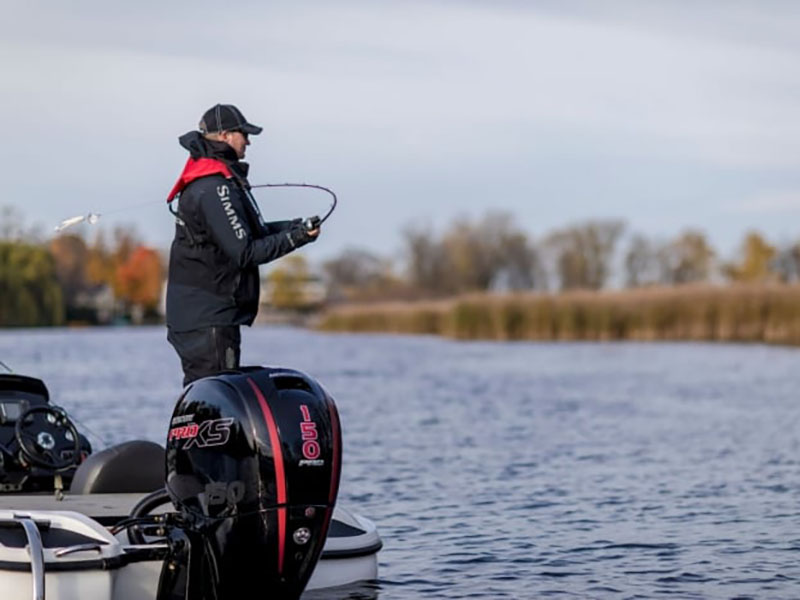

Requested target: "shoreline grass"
[{"left": 317, "top": 284, "right": 800, "bottom": 345}]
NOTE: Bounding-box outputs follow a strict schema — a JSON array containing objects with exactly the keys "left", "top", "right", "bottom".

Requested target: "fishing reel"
[{"left": 303, "top": 215, "right": 321, "bottom": 231}]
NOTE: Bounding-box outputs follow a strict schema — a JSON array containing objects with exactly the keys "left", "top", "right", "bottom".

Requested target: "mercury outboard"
[{"left": 157, "top": 366, "right": 342, "bottom": 600}]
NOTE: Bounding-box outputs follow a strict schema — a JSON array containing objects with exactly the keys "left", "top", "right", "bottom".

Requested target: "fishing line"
[
  {"left": 68, "top": 413, "right": 114, "bottom": 449},
  {"left": 55, "top": 183, "right": 337, "bottom": 233},
  {"left": 0, "top": 359, "right": 111, "bottom": 447}
]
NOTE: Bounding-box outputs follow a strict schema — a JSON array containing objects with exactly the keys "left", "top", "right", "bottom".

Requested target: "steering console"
[{"left": 14, "top": 405, "right": 82, "bottom": 472}]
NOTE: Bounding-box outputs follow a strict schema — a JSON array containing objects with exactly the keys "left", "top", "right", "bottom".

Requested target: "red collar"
[{"left": 166, "top": 158, "right": 232, "bottom": 202}]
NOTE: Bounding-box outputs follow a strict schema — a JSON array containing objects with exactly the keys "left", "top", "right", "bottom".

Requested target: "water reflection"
[{"left": 303, "top": 581, "right": 380, "bottom": 600}]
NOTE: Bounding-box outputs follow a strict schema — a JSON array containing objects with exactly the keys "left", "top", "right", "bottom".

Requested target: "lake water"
[{"left": 1, "top": 326, "right": 799, "bottom": 599}]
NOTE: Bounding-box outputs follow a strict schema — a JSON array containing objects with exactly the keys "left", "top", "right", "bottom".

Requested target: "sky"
[{"left": 3, "top": 0, "right": 800, "bottom": 265}]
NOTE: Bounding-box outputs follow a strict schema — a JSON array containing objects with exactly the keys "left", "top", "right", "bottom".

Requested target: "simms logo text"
[{"left": 217, "top": 185, "right": 246, "bottom": 240}]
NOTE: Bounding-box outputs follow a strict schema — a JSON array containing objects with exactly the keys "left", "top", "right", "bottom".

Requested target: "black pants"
[{"left": 167, "top": 326, "right": 241, "bottom": 386}]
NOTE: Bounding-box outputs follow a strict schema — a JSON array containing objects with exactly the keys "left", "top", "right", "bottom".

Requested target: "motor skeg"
[{"left": 160, "top": 367, "right": 342, "bottom": 600}]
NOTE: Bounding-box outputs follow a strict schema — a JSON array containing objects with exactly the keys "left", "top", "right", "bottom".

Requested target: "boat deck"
[{"left": 0, "top": 493, "right": 163, "bottom": 524}]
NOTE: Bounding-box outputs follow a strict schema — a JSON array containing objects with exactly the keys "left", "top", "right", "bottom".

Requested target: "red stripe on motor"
[
  {"left": 327, "top": 397, "right": 342, "bottom": 505},
  {"left": 248, "top": 377, "right": 287, "bottom": 575}
]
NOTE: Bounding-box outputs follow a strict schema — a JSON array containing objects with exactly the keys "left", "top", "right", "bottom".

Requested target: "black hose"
[
  {"left": 131, "top": 487, "right": 171, "bottom": 517},
  {"left": 126, "top": 487, "right": 172, "bottom": 544}
]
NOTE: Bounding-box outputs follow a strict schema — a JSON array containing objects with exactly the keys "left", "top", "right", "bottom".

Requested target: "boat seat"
[{"left": 70, "top": 440, "right": 165, "bottom": 494}]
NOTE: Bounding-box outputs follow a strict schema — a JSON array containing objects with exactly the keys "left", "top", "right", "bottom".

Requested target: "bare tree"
[
  {"left": 49, "top": 234, "right": 90, "bottom": 308},
  {"left": 403, "top": 224, "right": 454, "bottom": 294},
  {"left": 657, "top": 230, "right": 715, "bottom": 284},
  {"left": 0, "top": 206, "right": 20, "bottom": 240},
  {"left": 475, "top": 211, "right": 544, "bottom": 291},
  {"left": 323, "top": 247, "right": 396, "bottom": 300},
  {"left": 412, "top": 211, "right": 544, "bottom": 294},
  {"left": 624, "top": 234, "right": 660, "bottom": 287},
  {"left": 497, "top": 231, "right": 546, "bottom": 290},
  {"left": 545, "top": 220, "right": 626, "bottom": 290},
  {"left": 0, "top": 206, "right": 35, "bottom": 241},
  {"left": 774, "top": 241, "right": 800, "bottom": 283}
]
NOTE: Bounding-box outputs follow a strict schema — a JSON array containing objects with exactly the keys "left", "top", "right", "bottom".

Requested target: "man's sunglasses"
[{"left": 228, "top": 129, "right": 249, "bottom": 140}]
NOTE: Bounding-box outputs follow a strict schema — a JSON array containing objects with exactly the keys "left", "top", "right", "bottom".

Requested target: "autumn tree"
[
  {"left": 442, "top": 212, "right": 544, "bottom": 292},
  {"left": 0, "top": 209, "right": 63, "bottom": 326},
  {"left": 723, "top": 231, "right": 777, "bottom": 283},
  {"left": 109, "top": 227, "right": 138, "bottom": 299},
  {"left": 84, "top": 226, "right": 158, "bottom": 321},
  {"left": 266, "top": 255, "right": 324, "bottom": 311},
  {"left": 545, "top": 220, "right": 626, "bottom": 290},
  {"left": 49, "top": 234, "right": 90, "bottom": 308},
  {"left": 442, "top": 218, "right": 493, "bottom": 291},
  {"left": 403, "top": 212, "right": 543, "bottom": 295},
  {"left": 115, "top": 246, "right": 164, "bottom": 312},
  {"left": 0, "top": 241, "right": 64, "bottom": 326},
  {"left": 86, "top": 231, "right": 114, "bottom": 287},
  {"left": 657, "top": 230, "right": 715, "bottom": 284}
]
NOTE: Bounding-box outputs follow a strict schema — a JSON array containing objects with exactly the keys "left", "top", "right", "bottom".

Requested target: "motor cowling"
[{"left": 158, "top": 367, "right": 342, "bottom": 600}]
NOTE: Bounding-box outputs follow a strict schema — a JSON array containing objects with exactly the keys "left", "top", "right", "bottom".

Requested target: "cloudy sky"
[{"left": 4, "top": 0, "right": 800, "bottom": 262}]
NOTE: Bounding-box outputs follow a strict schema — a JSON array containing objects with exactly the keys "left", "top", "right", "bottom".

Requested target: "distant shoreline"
[{"left": 318, "top": 283, "right": 800, "bottom": 346}]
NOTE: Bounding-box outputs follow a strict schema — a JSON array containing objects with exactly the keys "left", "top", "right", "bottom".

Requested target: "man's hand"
[
  {"left": 303, "top": 215, "right": 321, "bottom": 238},
  {"left": 287, "top": 222, "right": 319, "bottom": 247},
  {"left": 303, "top": 215, "right": 321, "bottom": 231}
]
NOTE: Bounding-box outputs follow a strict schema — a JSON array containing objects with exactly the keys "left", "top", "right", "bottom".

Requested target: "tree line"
[
  {"left": 4, "top": 205, "right": 799, "bottom": 326},
  {"left": 0, "top": 207, "right": 163, "bottom": 327},
  {"left": 321, "top": 212, "right": 800, "bottom": 300}
]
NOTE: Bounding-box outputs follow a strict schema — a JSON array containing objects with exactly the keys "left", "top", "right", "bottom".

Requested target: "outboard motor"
[{"left": 157, "top": 367, "right": 342, "bottom": 600}]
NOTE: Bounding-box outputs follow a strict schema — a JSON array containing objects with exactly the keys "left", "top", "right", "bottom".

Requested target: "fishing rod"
[
  {"left": 249, "top": 182, "right": 337, "bottom": 231},
  {"left": 55, "top": 182, "right": 337, "bottom": 233}
]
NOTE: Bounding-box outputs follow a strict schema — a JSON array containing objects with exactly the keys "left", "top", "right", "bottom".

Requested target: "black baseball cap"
[{"left": 198, "top": 104, "right": 263, "bottom": 135}]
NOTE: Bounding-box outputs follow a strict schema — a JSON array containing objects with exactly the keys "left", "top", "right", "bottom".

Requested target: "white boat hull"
[{"left": 0, "top": 505, "right": 380, "bottom": 599}]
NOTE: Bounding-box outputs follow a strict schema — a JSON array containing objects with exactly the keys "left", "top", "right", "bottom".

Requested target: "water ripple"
[{"left": 2, "top": 329, "right": 800, "bottom": 598}]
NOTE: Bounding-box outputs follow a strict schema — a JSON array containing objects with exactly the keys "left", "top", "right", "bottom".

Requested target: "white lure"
[{"left": 54, "top": 213, "right": 101, "bottom": 232}]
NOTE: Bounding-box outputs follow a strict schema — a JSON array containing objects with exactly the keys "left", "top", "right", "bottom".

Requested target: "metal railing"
[{"left": 1, "top": 515, "right": 46, "bottom": 600}]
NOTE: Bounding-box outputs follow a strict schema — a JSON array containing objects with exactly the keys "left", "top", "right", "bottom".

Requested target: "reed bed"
[{"left": 317, "top": 284, "right": 800, "bottom": 345}]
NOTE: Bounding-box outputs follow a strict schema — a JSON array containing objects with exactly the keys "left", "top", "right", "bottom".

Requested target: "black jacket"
[{"left": 166, "top": 131, "right": 312, "bottom": 332}]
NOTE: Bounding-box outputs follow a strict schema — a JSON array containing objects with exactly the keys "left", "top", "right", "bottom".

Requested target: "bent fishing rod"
[
  {"left": 55, "top": 182, "right": 338, "bottom": 233},
  {"left": 249, "top": 183, "right": 337, "bottom": 231}
]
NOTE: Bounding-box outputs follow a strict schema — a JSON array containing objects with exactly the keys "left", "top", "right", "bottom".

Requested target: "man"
[{"left": 165, "top": 103, "right": 319, "bottom": 385}]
